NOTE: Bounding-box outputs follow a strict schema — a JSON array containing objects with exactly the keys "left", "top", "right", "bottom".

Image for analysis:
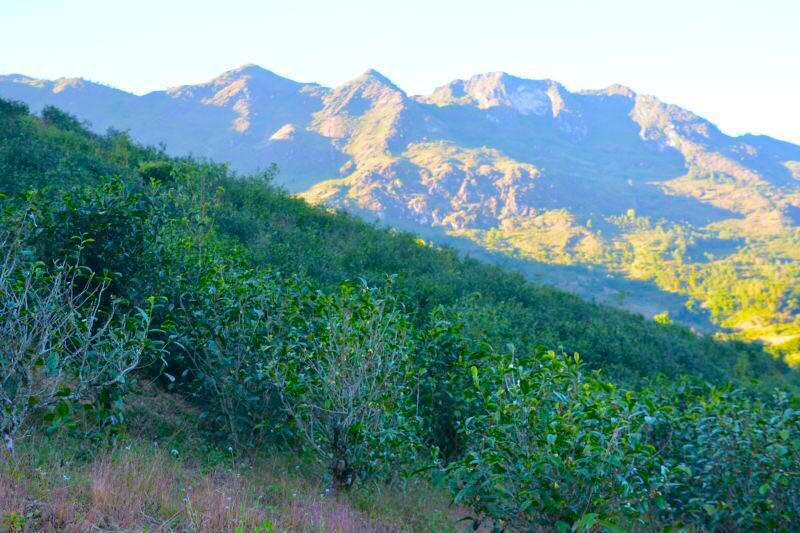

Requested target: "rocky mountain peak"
[
  {"left": 424, "top": 72, "right": 571, "bottom": 118},
  {"left": 317, "top": 69, "right": 406, "bottom": 119},
  {"left": 358, "top": 68, "right": 398, "bottom": 87},
  {"left": 166, "top": 64, "right": 308, "bottom": 103}
]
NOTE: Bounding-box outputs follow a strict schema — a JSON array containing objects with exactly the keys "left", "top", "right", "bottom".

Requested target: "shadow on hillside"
[{"left": 387, "top": 219, "right": 719, "bottom": 333}]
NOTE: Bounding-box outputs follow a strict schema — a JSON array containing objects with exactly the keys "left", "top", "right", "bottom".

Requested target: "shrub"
[
  {"left": 163, "top": 242, "right": 298, "bottom": 447},
  {"left": 262, "top": 281, "right": 420, "bottom": 490},
  {"left": 446, "top": 347, "right": 663, "bottom": 531},
  {"left": 442, "top": 346, "right": 800, "bottom": 531},
  {"left": 0, "top": 231, "right": 151, "bottom": 456},
  {"left": 0, "top": 99, "right": 28, "bottom": 117},
  {"left": 41, "top": 105, "right": 90, "bottom": 134},
  {"left": 654, "top": 383, "right": 800, "bottom": 530},
  {"left": 24, "top": 178, "right": 164, "bottom": 297},
  {"left": 138, "top": 160, "right": 176, "bottom": 183}
]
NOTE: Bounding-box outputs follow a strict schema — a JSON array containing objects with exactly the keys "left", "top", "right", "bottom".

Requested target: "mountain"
[{"left": 2, "top": 66, "right": 799, "bottom": 361}]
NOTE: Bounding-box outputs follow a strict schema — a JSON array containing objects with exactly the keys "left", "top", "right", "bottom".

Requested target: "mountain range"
[{"left": 2, "top": 64, "right": 799, "bottom": 360}]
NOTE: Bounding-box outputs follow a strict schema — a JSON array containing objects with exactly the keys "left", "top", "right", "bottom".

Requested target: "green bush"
[
  {"left": 153, "top": 225, "right": 421, "bottom": 488},
  {"left": 443, "top": 347, "right": 800, "bottom": 531},
  {"left": 262, "top": 281, "right": 421, "bottom": 489},
  {"left": 157, "top": 233, "right": 295, "bottom": 447},
  {"left": 653, "top": 384, "right": 800, "bottom": 530},
  {"left": 446, "top": 347, "right": 662, "bottom": 530},
  {"left": 138, "top": 160, "right": 176, "bottom": 183},
  {"left": 0, "top": 229, "right": 152, "bottom": 453}
]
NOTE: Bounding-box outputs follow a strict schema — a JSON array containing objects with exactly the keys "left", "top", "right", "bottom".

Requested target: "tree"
[
  {"left": 262, "top": 281, "right": 419, "bottom": 490},
  {"left": 0, "top": 232, "right": 150, "bottom": 457},
  {"left": 41, "top": 105, "right": 90, "bottom": 134}
]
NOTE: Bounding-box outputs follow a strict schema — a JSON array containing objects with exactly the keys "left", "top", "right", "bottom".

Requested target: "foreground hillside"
[
  {"left": 3, "top": 65, "right": 798, "bottom": 361},
  {"left": 2, "top": 386, "right": 457, "bottom": 532},
  {"left": 1, "top": 99, "right": 799, "bottom": 530}
]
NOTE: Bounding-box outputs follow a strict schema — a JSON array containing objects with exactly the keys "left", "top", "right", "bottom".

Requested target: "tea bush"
[{"left": 445, "top": 347, "right": 800, "bottom": 530}]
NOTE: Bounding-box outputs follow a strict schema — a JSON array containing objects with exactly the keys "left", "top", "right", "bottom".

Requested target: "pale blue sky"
[{"left": 2, "top": 0, "right": 798, "bottom": 143}]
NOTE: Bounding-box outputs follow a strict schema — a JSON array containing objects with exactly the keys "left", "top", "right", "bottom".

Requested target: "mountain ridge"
[{"left": 6, "top": 65, "right": 798, "bottom": 142}]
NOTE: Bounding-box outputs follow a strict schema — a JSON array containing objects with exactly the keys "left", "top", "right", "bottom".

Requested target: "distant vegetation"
[
  {"left": 1, "top": 99, "right": 799, "bottom": 531},
  {"left": 466, "top": 204, "right": 800, "bottom": 364}
]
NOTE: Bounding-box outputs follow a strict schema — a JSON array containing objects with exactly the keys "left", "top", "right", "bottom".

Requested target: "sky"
[{"left": 2, "top": 0, "right": 799, "bottom": 144}]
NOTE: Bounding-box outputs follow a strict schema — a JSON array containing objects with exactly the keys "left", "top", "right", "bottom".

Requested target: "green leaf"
[
  {"left": 46, "top": 352, "right": 60, "bottom": 373},
  {"left": 600, "top": 521, "right": 627, "bottom": 533},
  {"left": 573, "top": 513, "right": 599, "bottom": 532},
  {"left": 55, "top": 401, "right": 69, "bottom": 418},
  {"left": 135, "top": 306, "right": 150, "bottom": 323},
  {"left": 470, "top": 365, "right": 480, "bottom": 389},
  {"left": 654, "top": 495, "right": 667, "bottom": 510},
  {"left": 453, "top": 485, "right": 470, "bottom": 505}
]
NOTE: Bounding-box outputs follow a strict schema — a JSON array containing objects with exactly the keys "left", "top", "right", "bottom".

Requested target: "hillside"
[
  {"left": 2, "top": 65, "right": 798, "bottom": 363},
  {"left": 1, "top": 99, "right": 799, "bottom": 530}
]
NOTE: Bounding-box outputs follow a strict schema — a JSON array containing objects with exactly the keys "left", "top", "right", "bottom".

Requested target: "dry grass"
[
  {"left": 0, "top": 441, "right": 459, "bottom": 532},
  {"left": 0, "top": 467, "right": 86, "bottom": 532},
  {"left": 0, "top": 386, "right": 460, "bottom": 532},
  {"left": 89, "top": 453, "right": 182, "bottom": 529}
]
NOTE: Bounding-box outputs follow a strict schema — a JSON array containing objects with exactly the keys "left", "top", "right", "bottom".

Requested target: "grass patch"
[{"left": 0, "top": 387, "right": 460, "bottom": 532}]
